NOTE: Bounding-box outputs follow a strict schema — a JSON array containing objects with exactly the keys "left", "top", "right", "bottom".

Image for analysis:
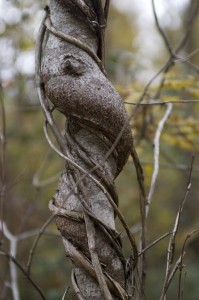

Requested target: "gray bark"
[{"left": 41, "top": 0, "right": 133, "bottom": 298}]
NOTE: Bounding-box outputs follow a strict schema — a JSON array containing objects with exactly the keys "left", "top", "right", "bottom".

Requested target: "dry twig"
[
  {"left": 146, "top": 103, "right": 173, "bottom": 216},
  {"left": 160, "top": 156, "right": 195, "bottom": 300}
]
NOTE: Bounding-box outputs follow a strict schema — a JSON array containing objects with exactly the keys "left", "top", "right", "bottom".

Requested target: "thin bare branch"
[
  {"left": 26, "top": 215, "right": 54, "bottom": 275},
  {"left": 152, "top": 0, "right": 174, "bottom": 57},
  {"left": 160, "top": 156, "right": 195, "bottom": 300},
  {"left": 174, "top": 48, "right": 199, "bottom": 62},
  {"left": 0, "top": 250, "right": 46, "bottom": 300},
  {"left": 146, "top": 103, "right": 173, "bottom": 217},
  {"left": 33, "top": 171, "right": 60, "bottom": 188},
  {"left": 0, "top": 221, "right": 19, "bottom": 300},
  {"left": 16, "top": 229, "right": 42, "bottom": 241},
  {"left": 164, "top": 254, "right": 185, "bottom": 295},
  {"left": 139, "top": 232, "right": 171, "bottom": 256},
  {"left": 125, "top": 99, "right": 199, "bottom": 106},
  {"left": 0, "top": 81, "right": 6, "bottom": 242},
  {"left": 61, "top": 286, "right": 70, "bottom": 300},
  {"left": 32, "top": 152, "right": 60, "bottom": 188},
  {"left": 153, "top": 0, "right": 199, "bottom": 98},
  {"left": 178, "top": 229, "right": 199, "bottom": 299},
  {"left": 104, "top": 0, "right": 111, "bottom": 21},
  {"left": 175, "top": 1, "right": 199, "bottom": 53},
  {"left": 186, "top": 60, "right": 199, "bottom": 73},
  {"left": 131, "top": 145, "right": 147, "bottom": 296}
]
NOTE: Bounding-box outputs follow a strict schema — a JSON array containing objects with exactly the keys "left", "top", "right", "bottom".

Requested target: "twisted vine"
[{"left": 36, "top": 1, "right": 137, "bottom": 298}]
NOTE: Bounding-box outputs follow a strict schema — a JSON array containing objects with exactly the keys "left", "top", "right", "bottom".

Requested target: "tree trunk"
[{"left": 40, "top": 1, "right": 133, "bottom": 298}]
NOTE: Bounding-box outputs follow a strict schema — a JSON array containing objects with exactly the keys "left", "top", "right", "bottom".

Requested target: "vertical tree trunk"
[{"left": 40, "top": 1, "right": 133, "bottom": 298}]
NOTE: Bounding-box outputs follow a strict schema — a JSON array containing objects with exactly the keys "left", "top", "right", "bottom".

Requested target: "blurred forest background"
[{"left": 0, "top": 0, "right": 199, "bottom": 299}]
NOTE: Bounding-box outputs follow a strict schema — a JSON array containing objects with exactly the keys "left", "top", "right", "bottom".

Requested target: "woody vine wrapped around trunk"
[{"left": 36, "top": 0, "right": 137, "bottom": 299}]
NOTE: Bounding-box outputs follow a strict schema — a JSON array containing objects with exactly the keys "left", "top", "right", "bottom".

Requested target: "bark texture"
[{"left": 40, "top": 1, "right": 133, "bottom": 299}]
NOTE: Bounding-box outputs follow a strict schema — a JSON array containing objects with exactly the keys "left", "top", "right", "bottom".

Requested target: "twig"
[
  {"left": 0, "top": 86, "right": 39, "bottom": 296},
  {"left": 140, "top": 160, "right": 199, "bottom": 172},
  {"left": 160, "top": 156, "right": 195, "bottom": 300},
  {"left": 125, "top": 100, "right": 199, "bottom": 106},
  {"left": 175, "top": 1, "right": 199, "bottom": 53},
  {"left": 174, "top": 48, "right": 199, "bottom": 63},
  {"left": 164, "top": 255, "right": 184, "bottom": 295},
  {"left": 0, "top": 81, "right": 6, "bottom": 242},
  {"left": 152, "top": 0, "right": 174, "bottom": 57},
  {"left": 26, "top": 215, "right": 54, "bottom": 275},
  {"left": 16, "top": 228, "right": 44, "bottom": 241},
  {"left": 186, "top": 60, "right": 199, "bottom": 73},
  {"left": 131, "top": 145, "right": 147, "bottom": 296},
  {"left": 153, "top": 0, "right": 199, "bottom": 98},
  {"left": 61, "top": 286, "right": 70, "bottom": 300},
  {"left": 161, "top": 231, "right": 198, "bottom": 299},
  {"left": 139, "top": 232, "right": 171, "bottom": 256},
  {"left": 0, "top": 221, "right": 19, "bottom": 300},
  {"left": 178, "top": 229, "right": 198, "bottom": 299},
  {"left": 33, "top": 171, "right": 60, "bottom": 188},
  {"left": 32, "top": 151, "right": 61, "bottom": 188},
  {"left": 104, "top": 0, "right": 110, "bottom": 21},
  {"left": 0, "top": 250, "right": 46, "bottom": 300},
  {"left": 146, "top": 103, "right": 173, "bottom": 217},
  {"left": 134, "top": 103, "right": 172, "bottom": 297}
]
